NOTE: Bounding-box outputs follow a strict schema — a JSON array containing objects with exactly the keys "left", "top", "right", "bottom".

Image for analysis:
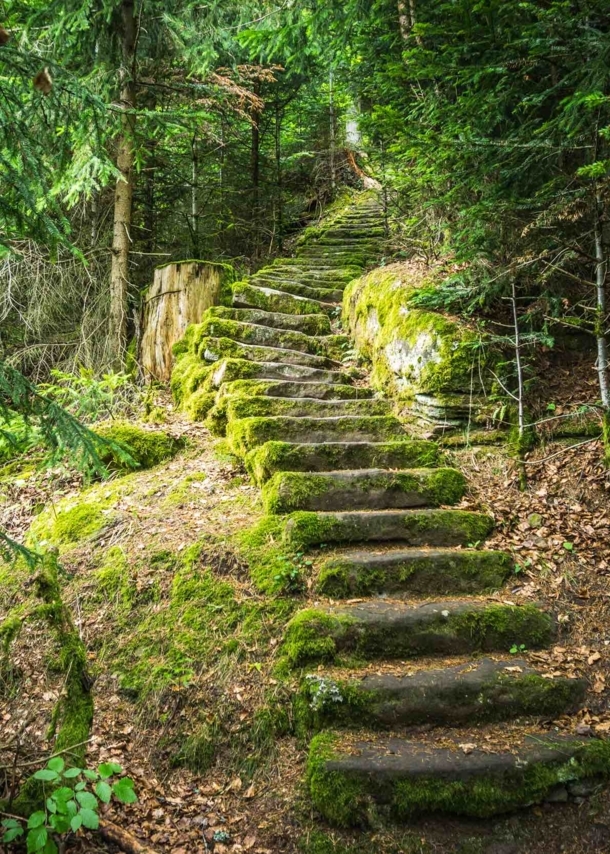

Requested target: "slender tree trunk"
[
  {"left": 274, "top": 102, "right": 283, "bottom": 252},
  {"left": 510, "top": 278, "right": 528, "bottom": 489},
  {"left": 251, "top": 82, "right": 261, "bottom": 260},
  {"left": 594, "top": 188, "right": 610, "bottom": 410},
  {"left": 329, "top": 67, "right": 336, "bottom": 199},
  {"left": 397, "top": 0, "right": 424, "bottom": 46},
  {"left": 109, "top": 0, "right": 137, "bottom": 369},
  {"left": 191, "top": 135, "right": 199, "bottom": 257}
]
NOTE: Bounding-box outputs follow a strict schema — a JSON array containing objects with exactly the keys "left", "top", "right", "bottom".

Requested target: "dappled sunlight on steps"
[{"left": 176, "top": 191, "right": 610, "bottom": 829}]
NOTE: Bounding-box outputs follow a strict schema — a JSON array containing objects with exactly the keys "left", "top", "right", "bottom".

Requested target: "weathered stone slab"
[
  {"left": 262, "top": 468, "right": 466, "bottom": 514},
  {"left": 316, "top": 547, "right": 512, "bottom": 596},
  {"left": 283, "top": 600, "right": 555, "bottom": 666},
  {"left": 298, "top": 658, "right": 586, "bottom": 729},
  {"left": 307, "top": 732, "right": 609, "bottom": 824}
]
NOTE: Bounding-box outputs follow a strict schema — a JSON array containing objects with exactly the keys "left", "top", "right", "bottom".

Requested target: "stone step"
[
  {"left": 282, "top": 600, "right": 556, "bottom": 667},
  {"left": 196, "top": 316, "right": 342, "bottom": 357},
  {"left": 227, "top": 415, "right": 407, "bottom": 456},
  {"left": 249, "top": 277, "right": 343, "bottom": 303},
  {"left": 315, "top": 547, "right": 513, "bottom": 597},
  {"left": 199, "top": 337, "right": 339, "bottom": 370},
  {"left": 232, "top": 281, "right": 330, "bottom": 315},
  {"left": 257, "top": 266, "right": 357, "bottom": 284},
  {"left": 207, "top": 307, "right": 332, "bottom": 337},
  {"left": 225, "top": 396, "right": 391, "bottom": 424},
  {"left": 262, "top": 468, "right": 466, "bottom": 514},
  {"left": 208, "top": 359, "right": 351, "bottom": 390},
  {"left": 298, "top": 658, "right": 586, "bottom": 730},
  {"left": 314, "top": 238, "right": 382, "bottom": 250},
  {"left": 322, "top": 227, "right": 385, "bottom": 239},
  {"left": 216, "top": 379, "right": 373, "bottom": 402},
  {"left": 282, "top": 508, "right": 494, "bottom": 549},
  {"left": 245, "top": 440, "right": 439, "bottom": 485},
  {"left": 296, "top": 248, "right": 369, "bottom": 263},
  {"left": 307, "top": 732, "right": 609, "bottom": 824}
]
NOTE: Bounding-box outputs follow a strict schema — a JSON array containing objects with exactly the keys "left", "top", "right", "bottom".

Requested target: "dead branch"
[{"left": 99, "top": 820, "right": 161, "bottom": 854}]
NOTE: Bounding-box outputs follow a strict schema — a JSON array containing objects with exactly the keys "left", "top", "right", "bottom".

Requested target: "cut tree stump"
[{"left": 140, "top": 261, "right": 234, "bottom": 381}]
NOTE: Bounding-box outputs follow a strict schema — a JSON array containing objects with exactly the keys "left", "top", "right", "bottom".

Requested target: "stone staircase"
[{"left": 182, "top": 193, "right": 609, "bottom": 829}]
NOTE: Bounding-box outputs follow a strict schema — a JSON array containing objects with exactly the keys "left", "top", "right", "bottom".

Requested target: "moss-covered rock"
[
  {"left": 282, "top": 508, "right": 494, "bottom": 550},
  {"left": 343, "top": 267, "right": 494, "bottom": 401},
  {"left": 94, "top": 421, "right": 183, "bottom": 470},
  {"left": 281, "top": 601, "right": 554, "bottom": 668},
  {"left": 245, "top": 439, "right": 440, "bottom": 485},
  {"left": 295, "top": 659, "right": 585, "bottom": 732},
  {"left": 307, "top": 732, "right": 610, "bottom": 825},
  {"left": 315, "top": 548, "right": 512, "bottom": 597},
  {"left": 261, "top": 468, "right": 466, "bottom": 515}
]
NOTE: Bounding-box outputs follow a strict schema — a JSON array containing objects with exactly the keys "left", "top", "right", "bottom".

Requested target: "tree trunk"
[
  {"left": 109, "top": 0, "right": 137, "bottom": 370},
  {"left": 594, "top": 188, "right": 610, "bottom": 409},
  {"left": 274, "top": 101, "right": 283, "bottom": 252},
  {"left": 250, "top": 82, "right": 261, "bottom": 260},
  {"left": 191, "top": 135, "right": 199, "bottom": 257},
  {"left": 329, "top": 67, "right": 336, "bottom": 198}
]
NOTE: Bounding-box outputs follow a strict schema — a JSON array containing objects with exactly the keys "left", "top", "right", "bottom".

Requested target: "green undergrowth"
[
  {"left": 94, "top": 421, "right": 184, "bottom": 471},
  {"left": 27, "top": 476, "right": 134, "bottom": 550}
]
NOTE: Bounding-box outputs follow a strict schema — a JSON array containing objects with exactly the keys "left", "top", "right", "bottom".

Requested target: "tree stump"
[{"left": 140, "top": 261, "right": 234, "bottom": 381}]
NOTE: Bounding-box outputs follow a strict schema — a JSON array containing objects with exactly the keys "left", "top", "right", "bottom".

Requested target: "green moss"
[
  {"left": 95, "top": 546, "right": 133, "bottom": 609},
  {"left": 235, "top": 516, "right": 307, "bottom": 593},
  {"left": 172, "top": 718, "right": 220, "bottom": 773},
  {"left": 170, "top": 352, "right": 212, "bottom": 405},
  {"left": 31, "top": 501, "right": 107, "bottom": 547},
  {"left": 316, "top": 550, "right": 513, "bottom": 598},
  {"left": 307, "top": 733, "right": 369, "bottom": 827},
  {"left": 94, "top": 421, "right": 182, "bottom": 470},
  {"left": 282, "top": 609, "right": 356, "bottom": 668},
  {"left": 307, "top": 734, "right": 610, "bottom": 825},
  {"left": 184, "top": 388, "right": 216, "bottom": 422}
]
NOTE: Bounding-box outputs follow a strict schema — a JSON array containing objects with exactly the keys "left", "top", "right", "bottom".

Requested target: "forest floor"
[{"left": 2, "top": 352, "right": 610, "bottom": 854}]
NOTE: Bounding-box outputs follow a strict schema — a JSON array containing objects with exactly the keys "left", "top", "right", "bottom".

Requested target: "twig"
[
  {"left": 98, "top": 819, "right": 161, "bottom": 854},
  {"left": 0, "top": 740, "right": 91, "bottom": 771},
  {"left": 523, "top": 436, "right": 601, "bottom": 465}
]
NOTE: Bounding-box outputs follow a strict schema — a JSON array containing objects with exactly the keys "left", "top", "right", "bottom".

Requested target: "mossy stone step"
[
  {"left": 232, "top": 282, "right": 328, "bottom": 315},
  {"left": 307, "top": 732, "right": 610, "bottom": 825},
  {"left": 226, "top": 396, "right": 390, "bottom": 423},
  {"left": 217, "top": 379, "right": 372, "bottom": 402},
  {"left": 207, "top": 307, "right": 332, "bottom": 337},
  {"left": 209, "top": 358, "right": 351, "bottom": 390},
  {"left": 298, "top": 658, "right": 586, "bottom": 730},
  {"left": 198, "top": 315, "right": 328, "bottom": 355},
  {"left": 282, "top": 508, "right": 494, "bottom": 549},
  {"left": 249, "top": 277, "right": 343, "bottom": 303},
  {"left": 282, "top": 600, "right": 555, "bottom": 667},
  {"left": 322, "top": 227, "right": 385, "bottom": 239},
  {"left": 262, "top": 468, "right": 466, "bottom": 514},
  {"left": 316, "top": 547, "right": 513, "bottom": 597},
  {"left": 254, "top": 268, "right": 356, "bottom": 285},
  {"left": 245, "top": 440, "right": 439, "bottom": 485},
  {"left": 227, "top": 415, "right": 406, "bottom": 456},
  {"left": 196, "top": 315, "right": 340, "bottom": 356},
  {"left": 200, "top": 337, "right": 339, "bottom": 369}
]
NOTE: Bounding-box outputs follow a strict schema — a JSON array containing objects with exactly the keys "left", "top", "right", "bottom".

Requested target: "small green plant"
[
  {"left": 510, "top": 644, "right": 527, "bottom": 654},
  {"left": 306, "top": 675, "right": 344, "bottom": 712},
  {"left": 273, "top": 551, "right": 311, "bottom": 593},
  {"left": 1, "top": 757, "right": 137, "bottom": 852},
  {"left": 562, "top": 541, "right": 574, "bottom": 552},
  {"left": 38, "top": 368, "right": 143, "bottom": 423}
]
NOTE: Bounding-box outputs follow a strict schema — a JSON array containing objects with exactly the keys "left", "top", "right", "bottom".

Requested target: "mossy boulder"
[
  {"left": 94, "top": 421, "right": 183, "bottom": 470},
  {"left": 343, "top": 266, "right": 494, "bottom": 401}
]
